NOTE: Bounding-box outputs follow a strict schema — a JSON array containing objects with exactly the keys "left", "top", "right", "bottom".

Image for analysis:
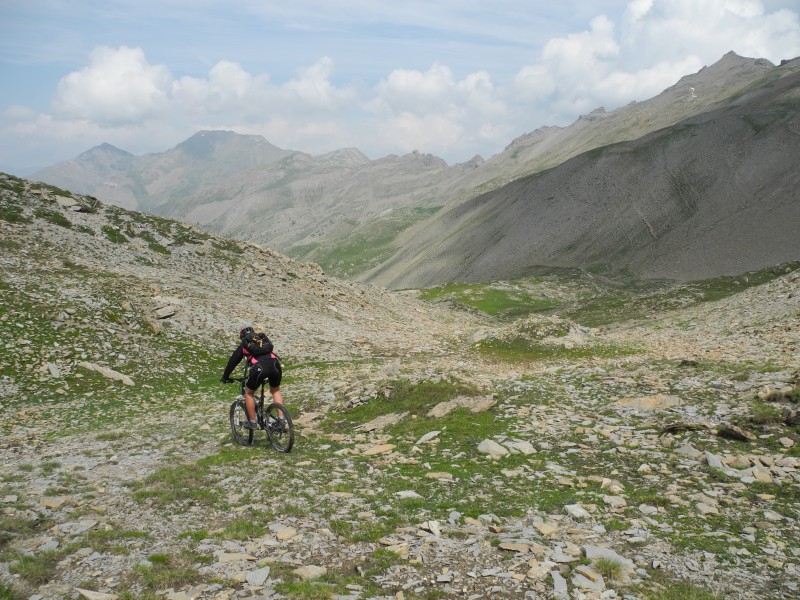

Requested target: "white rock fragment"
[
  {"left": 602, "top": 495, "right": 627, "bottom": 509},
  {"left": 416, "top": 430, "right": 441, "bottom": 444},
  {"left": 564, "top": 503, "right": 591, "bottom": 520},
  {"left": 77, "top": 362, "right": 134, "bottom": 386},
  {"left": 505, "top": 440, "right": 536, "bottom": 455},
  {"left": 396, "top": 490, "right": 423, "bottom": 499},
  {"left": 477, "top": 439, "right": 509, "bottom": 458},
  {"left": 293, "top": 565, "right": 327, "bottom": 579}
]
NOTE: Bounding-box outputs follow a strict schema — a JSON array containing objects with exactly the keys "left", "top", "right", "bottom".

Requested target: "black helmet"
[{"left": 239, "top": 326, "right": 254, "bottom": 340}]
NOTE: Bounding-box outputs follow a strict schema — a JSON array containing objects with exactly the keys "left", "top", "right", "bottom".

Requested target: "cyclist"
[{"left": 220, "top": 326, "right": 283, "bottom": 429}]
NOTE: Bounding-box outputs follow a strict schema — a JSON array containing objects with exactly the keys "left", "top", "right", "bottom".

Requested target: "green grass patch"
[
  {"left": 0, "top": 515, "right": 55, "bottom": 550},
  {"left": 33, "top": 208, "right": 72, "bottom": 228},
  {"left": 39, "top": 461, "right": 61, "bottom": 475},
  {"left": 0, "top": 204, "right": 30, "bottom": 224},
  {"left": 749, "top": 400, "right": 784, "bottom": 425},
  {"left": 644, "top": 577, "right": 725, "bottom": 600},
  {"left": 131, "top": 553, "right": 201, "bottom": 591},
  {"left": 130, "top": 462, "right": 220, "bottom": 508},
  {"left": 274, "top": 578, "right": 335, "bottom": 599},
  {"left": 8, "top": 550, "right": 59, "bottom": 585},
  {"left": 101, "top": 225, "right": 129, "bottom": 244},
  {"left": 137, "top": 231, "right": 171, "bottom": 255},
  {"left": 593, "top": 557, "right": 625, "bottom": 581},
  {"left": 0, "top": 174, "right": 26, "bottom": 194},
  {"left": 329, "top": 517, "right": 400, "bottom": 543},
  {"left": 216, "top": 518, "right": 266, "bottom": 540},
  {"left": 83, "top": 527, "right": 151, "bottom": 553},
  {"left": 211, "top": 238, "right": 244, "bottom": 254},
  {"left": 0, "top": 582, "right": 22, "bottom": 600},
  {"left": 293, "top": 206, "right": 441, "bottom": 279},
  {"left": 323, "top": 379, "right": 483, "bottom": 430},
  {"left": 419, "top": 282, "right": 559, "bottom": 318}
]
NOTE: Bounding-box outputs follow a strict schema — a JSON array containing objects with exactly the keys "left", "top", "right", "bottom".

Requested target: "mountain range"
[{"left": 31, "top": 52, "right": 800, "bottom": 287}]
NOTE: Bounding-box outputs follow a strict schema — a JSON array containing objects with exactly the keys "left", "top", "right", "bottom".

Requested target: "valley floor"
[
  {"left": 2, "top": 272, "right": 799, "bottom": 600},
  {"left": 1, "top": 178, "right": 799, "bottom": 600}
]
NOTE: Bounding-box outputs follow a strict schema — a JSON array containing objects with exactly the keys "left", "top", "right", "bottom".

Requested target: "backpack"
[{"left": 243, "top": 331, "right": 273, "bottom": 356}]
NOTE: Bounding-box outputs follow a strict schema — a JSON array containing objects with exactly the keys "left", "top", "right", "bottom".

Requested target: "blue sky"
[{"left": 1, "top": 0, "right": 799, "bottom": 174}]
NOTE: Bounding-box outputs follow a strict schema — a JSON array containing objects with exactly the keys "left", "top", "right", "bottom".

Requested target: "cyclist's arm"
[{"left": 221, "top": 345, "right": 245, "bottom": 380}]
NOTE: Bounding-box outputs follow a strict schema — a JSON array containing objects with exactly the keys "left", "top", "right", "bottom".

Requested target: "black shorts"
[{"left": 245, "top": 356, "right": 282, "bottom": 390}]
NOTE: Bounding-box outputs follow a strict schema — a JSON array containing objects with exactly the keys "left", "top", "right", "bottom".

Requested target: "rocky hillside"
[
  {"left": 31, "top": 53, "right": 797, "bottom": 283},
  {"left": 366, "top": 62, "right": 800, "bottom": 289},
  {"left": 1, "top": 173, "right": 799, "bottom": 600}
]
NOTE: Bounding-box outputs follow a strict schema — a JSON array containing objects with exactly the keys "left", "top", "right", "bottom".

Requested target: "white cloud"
[
  {"left": 374, "top": 64, "right": 460, "bottom": 114},
  {"left": 379, "top": 112, "right": 464, "bottom": 156},
  {"left": 512, "top": 65, "right": 557, "bottom": 102},
  {"left": 170, "top": 56, "right": 355, "bottom": 125},
  {"left": 593, "top": 56, "right": 704, "bottom": 104},
  {"left": 2, "top": 0, "right": 799, "bottom": 173},
  {"left": 51, "top": 46, "right": 172, "bottom": 125},
  {"left": 280, "top": 57, "right": 356, "bottom": 111},
  {"left": 541, "top": 15, "right": 620, "bottom": 70},
  {"left": 172, "top": 60, "right": 270, "bottom": 117},
  {"left": 620, "top": 0, "right": 800, "bottom": 64}
]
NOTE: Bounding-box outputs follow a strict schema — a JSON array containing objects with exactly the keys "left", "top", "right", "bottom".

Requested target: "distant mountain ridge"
[
  {"left": 30, "top": 52, "right": 800, "bottom": 285},
  {"left": 33, "top": 131, "right": 293, "bottom": 211}
]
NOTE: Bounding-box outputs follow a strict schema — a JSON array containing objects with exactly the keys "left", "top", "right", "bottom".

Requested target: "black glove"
[{"left": 220, "top": 376, "right": 233, "bottom": 384}]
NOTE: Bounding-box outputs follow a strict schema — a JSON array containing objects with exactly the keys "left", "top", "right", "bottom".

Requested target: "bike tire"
[
  {"left": 264, "top": 402, "right": 294, "bottom": 453},
  {"left": 229, "top": 399, "right": 254, "bottom": 446}
]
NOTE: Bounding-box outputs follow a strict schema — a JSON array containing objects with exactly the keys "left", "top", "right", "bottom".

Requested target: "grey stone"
[
  {"left": 247, "top": 565, "right": 271, "bottom": 586},
  {"left": 550, "top": 570, "right": 569, "bottom": 600}
]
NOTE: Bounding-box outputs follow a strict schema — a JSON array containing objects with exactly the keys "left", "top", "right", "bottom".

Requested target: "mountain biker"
[{"left": 220, "top": 326, "right": 283, "bottom": 429}]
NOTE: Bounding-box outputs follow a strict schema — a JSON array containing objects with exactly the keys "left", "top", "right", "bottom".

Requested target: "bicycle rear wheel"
[
  {"left": 264, "top": 403, "right": 294, "bottom": 453},
  {"left": 230, "top": 399, "right": 254, "bottom": 446}
]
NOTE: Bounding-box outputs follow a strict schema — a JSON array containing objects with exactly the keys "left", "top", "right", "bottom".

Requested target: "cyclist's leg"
[
  {"left": 270, "top": 386, "right": 283, "bottom": 406},
  {"left": 243, "top": 387, "right": 258, "bottom": 421},
  {"left": 267, "top": 357, "right": 283, "bottom": 405},
  {"left": 244, "top": 363, "right": 266, "bottom": 422}
]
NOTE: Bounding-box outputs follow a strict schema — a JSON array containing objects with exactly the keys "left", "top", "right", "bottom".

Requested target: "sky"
[{"left": 1, "top": 1, "right": 799, "bottom": 175}]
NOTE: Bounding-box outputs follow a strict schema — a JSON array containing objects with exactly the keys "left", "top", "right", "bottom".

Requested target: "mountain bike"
[{"left": 226, "top": 363, "right": 294, "bottom": 452}]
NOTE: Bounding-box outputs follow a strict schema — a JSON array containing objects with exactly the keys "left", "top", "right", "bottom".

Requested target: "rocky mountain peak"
[{"left": 79, "top": 142, "right": 133, "bottom": 158}]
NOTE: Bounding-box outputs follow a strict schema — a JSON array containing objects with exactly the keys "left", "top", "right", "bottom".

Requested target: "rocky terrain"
[{"left": 1, "top": 175, "right": 799, "bottom": 600}]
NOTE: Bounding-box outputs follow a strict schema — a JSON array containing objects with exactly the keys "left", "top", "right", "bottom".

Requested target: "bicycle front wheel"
[
  {"left": 230, "top": 399, "right": 254, "bottom": 446},
  {"left": 264, "top": 403, "right": 294, "bottom": 453}
]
